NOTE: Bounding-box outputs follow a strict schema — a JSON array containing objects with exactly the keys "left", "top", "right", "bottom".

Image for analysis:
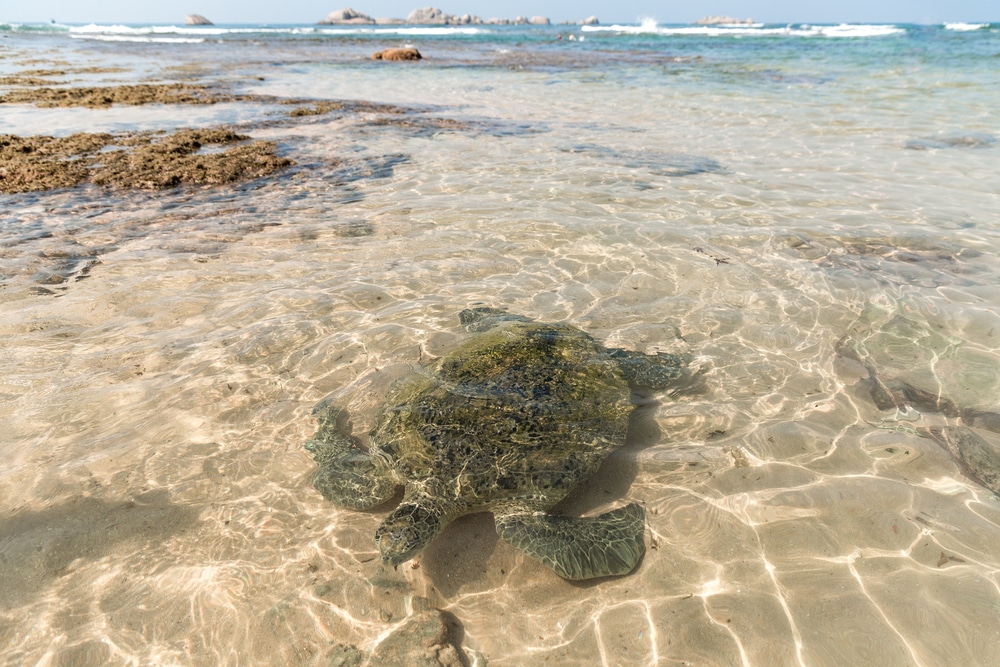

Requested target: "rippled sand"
[{"left": 2, "top": 28, "right": 1000, "bottom": 666}]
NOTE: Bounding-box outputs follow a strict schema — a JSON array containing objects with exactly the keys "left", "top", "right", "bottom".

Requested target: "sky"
[{"left": 4, "top": 1, "right": 997, "bottom": 26}]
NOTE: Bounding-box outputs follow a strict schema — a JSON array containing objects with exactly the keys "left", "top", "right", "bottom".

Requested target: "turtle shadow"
[
  {"left": 552, "top": 392, "right": 664, "bottom": 517},
  {"left": 419, "top": 395, "right": 663, "bottom": 595},
  {"left": 419, "top": 512, "right": 501, "bottom": 597}
]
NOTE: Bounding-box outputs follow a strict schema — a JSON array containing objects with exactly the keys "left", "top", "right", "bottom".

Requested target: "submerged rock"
[
  {"left": 561, "top": 143, "right": 725, "bottom": 177},
  {"left": 371, "top": 48, "right": 423, "bottom": 61},
  {"left": 185, "top": 14, "right": 213, "bottom": 26},
  {"left": 836, "top": 336, "right": 1000, "bottom": 495},
  {"left": 925, "top": 427, "right": 1000, "bottom": 495},
  {"left": 326, "top": 644, "right": 366, "bottom": 667},
  {"left": 369, "top": 610, "right": 466, "bottom": 667},
  {"left": 324, "top": 608, "right": 473, "bottom": 667},
  {"left": 782, "top": 233, "right": 987, "bottom": 289},
  {"left": 905, "top": 132, "right": 997, "bottom": 150}
]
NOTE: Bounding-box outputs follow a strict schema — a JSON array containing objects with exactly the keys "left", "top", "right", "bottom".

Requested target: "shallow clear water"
[{"left": 2, "top": 22, "right": 1000, "bottom": 666}]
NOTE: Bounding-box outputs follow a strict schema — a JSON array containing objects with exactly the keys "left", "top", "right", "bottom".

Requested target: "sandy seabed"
[{"left": 2, "top": 26, "right": 1000, "bottom": 666}]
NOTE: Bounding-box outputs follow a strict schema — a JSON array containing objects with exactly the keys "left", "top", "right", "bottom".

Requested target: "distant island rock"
[
  {"left": 406, "top": 7, "right": 479, "bottom": 24},
  {"left": 316, "top": 7, "right": 576, "bottom": 26},
  {"left": 582, "top": 16, "right": 599, "bottom": 25},
  {"left": 184, "top": 14, "right": 213, "bottom": 26},
  {"left": 695, "top": 16, "right": 754, "bottom": 25},
  {"left": 319, "top": 8, "right": 376, "bottom": 24}
]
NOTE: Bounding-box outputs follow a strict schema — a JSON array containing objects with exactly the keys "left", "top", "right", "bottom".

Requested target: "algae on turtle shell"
[{"left": 306, "top": 307, "right": 686, "bottom": 580}]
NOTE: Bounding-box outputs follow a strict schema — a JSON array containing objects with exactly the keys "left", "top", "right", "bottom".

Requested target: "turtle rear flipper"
[
  {"left": 495, "top": 503, "right": 645, "bottom": 580},
  {"left": 305, "top": 401, "right": 397, "bottom": 510}
]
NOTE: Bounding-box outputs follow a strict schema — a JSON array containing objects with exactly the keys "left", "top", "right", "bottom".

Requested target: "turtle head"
[{"left": 375, "top": 502, "right": 443, "bottom": 566}]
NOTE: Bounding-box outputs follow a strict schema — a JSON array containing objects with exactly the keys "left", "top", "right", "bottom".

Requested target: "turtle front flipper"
[
  {"left": 304, "top": 400, "right": 397, "bottom": 510},
  {"left": 494, "top": 503, "right": 645, "bottom": 580},
  {"left": 607, "top": 348, "right": 685, "bottom": 389}
]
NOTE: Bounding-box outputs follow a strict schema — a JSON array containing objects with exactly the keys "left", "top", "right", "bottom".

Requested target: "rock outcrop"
[
  {"left": 337, "top": 8, "right": 594, "bottom": 26},
  {"left": 405, "top": 7, "right": 483, "bottom": 24},
  {"left": 319, "top": 8, "right": 376, "bottom": 24},
  {"left": 184, "top": 14, "right": 213, "bottom": 25},
  {"left": 406, "top": 7, "right": 450, "bottom": 23},
  {"left": 371, "top": 47, "right": 423, "bottom": 61}
]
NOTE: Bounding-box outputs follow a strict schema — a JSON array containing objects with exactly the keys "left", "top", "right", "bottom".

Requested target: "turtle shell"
[{"left": 368, "top": 320, "right": 633, "bottom": 506}]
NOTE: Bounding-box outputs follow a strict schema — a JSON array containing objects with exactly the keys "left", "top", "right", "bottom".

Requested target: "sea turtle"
[{"left": 304, "top": 307, "right": 685, "bottom": 580}]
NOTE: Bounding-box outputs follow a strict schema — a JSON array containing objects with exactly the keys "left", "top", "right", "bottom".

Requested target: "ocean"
[{"left": 1, "top": 19, "right": 999, "bottom": 666}]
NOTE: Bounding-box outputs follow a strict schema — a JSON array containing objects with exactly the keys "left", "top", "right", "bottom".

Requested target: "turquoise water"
[{"left": 2, "top": 20, "right": 1000, "bottom": 666}]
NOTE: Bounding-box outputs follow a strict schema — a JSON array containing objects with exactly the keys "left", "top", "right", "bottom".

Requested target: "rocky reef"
[
  {"left": 371, "top": 48, "right": 423, "bottom": 61},
  {"left": 0, "top": 129, "right": 292, "bottom": 194},
  {"left": 406, "top": 6, "right": 483, "bottom": 24}
]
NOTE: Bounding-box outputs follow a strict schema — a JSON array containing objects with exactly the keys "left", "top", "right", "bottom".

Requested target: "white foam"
[
  {"left": 944, "top": 23, "right": 988, "bottom": 31},
  {"left": 70, "top": 23, "right": 211, "bottom": 35},
  {"left": 67, "top": 24, "right": 321, "bottom": 37},
  {"left": 0, "top": 21, "right": 72, "bottom": 33},
  {"left": 812, "top": 24, "right": 905, "bottom": 37},
  {"left": 581, "top": 22, "right": 905, "bottom": 38},
  {"left": 69, "top": 33, "right": 207, "bottom": 44},
  {"left": 65, "top": 24, "right": 487, "bottom": 38},
  {"left": 581, "top": 17, "right": 659, "bottom": 35}
]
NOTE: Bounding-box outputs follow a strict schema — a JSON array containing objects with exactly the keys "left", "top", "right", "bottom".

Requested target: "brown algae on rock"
[
  {"left": 0, "top": 128, "right": 292, "bottom": 194},
  {"left": 0, "top": 83, "right": 241, "bottom": 108},
  {"left": 91, "top": 128, "right": 292, "bottom": 190},
  {"left": 0, "top": 80, "right": 451, "bottom": 194},
  {"left": 0, "top": 133, "right": 115, "bottom": 193},
  {"left": 0, "top": 76, "right": 63, "bottom": 87}
]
